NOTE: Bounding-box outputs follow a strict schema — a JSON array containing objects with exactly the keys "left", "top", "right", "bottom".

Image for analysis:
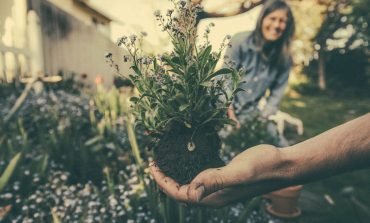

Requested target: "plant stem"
[
  {"left": 197, "top": 207, "right": 203, "bottom": 223},
  {"left": 126, "top": 113, "right": 143, "bottom": 168},
  {"left": 179, "top": 204, "right": 186, "bottom": 223},
  {"left": 237, "top": 197, "right": 261, "bottom": 223}
]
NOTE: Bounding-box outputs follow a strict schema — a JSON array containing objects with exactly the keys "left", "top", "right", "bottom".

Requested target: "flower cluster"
[{"left": 154, "top": 0, "right": 202, "bottom": 44}]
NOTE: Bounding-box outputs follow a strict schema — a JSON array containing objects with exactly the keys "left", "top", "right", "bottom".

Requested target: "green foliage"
[
  {"left": 0, "top": 77, "right": 264, "bottom": 222},
  {"left": 115, "top": 0, "right": 243, "bottom": 136},
  {"left": 313, "top": 0, "right": 370, "bottom": 89},
  {"left": 0, "top": 86, "right": 136, "bottom": 185},
  {"left": 0, "top": 153, "right": 21, "bottom": 193},
  {"left": 290, "top": 0, "right": 369, "bottom": 90},
  {"left": 315, "top": 0, "right": 369, "bottom": 53},
  {"left": 222, "top": 115, "right": 278, "bottom": 155}
]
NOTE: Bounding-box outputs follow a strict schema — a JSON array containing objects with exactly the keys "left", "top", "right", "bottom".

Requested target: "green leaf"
[
  {"left": 199, "top": 46, "right": 212, "bottom": 71},
  {"left": 179, "top": 104, "right": 190, "bottom": 111},
  {"left": 207, "top": 68, "right": 232, "bottom": 80},
  {"left": 162, "top": 57, "right": 183, "bottom": 75},
  {"left": 232, "top": 87, "right": 246, "bottom": 96},
  {"left": 171, "top": 56, "right": 182, "bottom": 65},
  {"left": 84, "top": 135, "right": 103, "bottom": 146},
  {"left": 39, "top": 154, "right": 49, "bottom": 176},
  {"left": 130, "top": 96, "right": 139, "bottom": 103},
  {"left": 157, "top": 117, "right": 179, "bottom": 129},
  {"left": 200, "top": 81, "right": 213, "bottom": 87},
  {"left": 0, "top": 153, "right": 22, "bottom": 193},
  {"left": 193, "top": 95, "right": 210, "bottom": 111},
  {"left": 208, "top": 60, "right": 219, "bottom": 76},
  {"left": 200, "top": 109, "right": 222, "bottom": 125},
  {"left": 199, "top": 46, "right": 212, "bottom": 61},
  {"left": 139, "top": 93, "right": 157, "bottom": 101},
  {"left": 130, "top": 65, "right": 142, "bottom": 75},
  {"left": 184, "top": 121, "right": 192, "bottom": 128},
  {"left": 128, "top": 74, "right": 137, "bottom": 80},
  {"left": 153, "top": 58, "right": 158, "bottom": 72}
]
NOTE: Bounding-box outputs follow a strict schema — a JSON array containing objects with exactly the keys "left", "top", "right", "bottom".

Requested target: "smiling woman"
[
  {"left": 261, "top": 8, "right": 288, "bottom": 42},
  {"left": 226, "top": 0, "right": 295, "bottom": 147}
]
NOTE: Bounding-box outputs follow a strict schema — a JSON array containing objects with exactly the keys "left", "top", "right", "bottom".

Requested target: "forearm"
[
  {"left": 279, "top": 113, "right": 370, "bottom": 185},
  {"left": 171, "top": 114, "right": 369, "bottom": 207}
]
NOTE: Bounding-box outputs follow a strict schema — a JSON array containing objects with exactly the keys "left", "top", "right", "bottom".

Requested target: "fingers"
[
  {"left": 200, "top": 187, "right": 239, "bottom": 208},
  {"left": 149, "top": 162, "right": 189, "bottom": 202},
  {"left": 187, "top": 168, "right": 227, "bottom": 203},
  {"left": 149, "top": 162, "right": 231, "bottom": 206}
]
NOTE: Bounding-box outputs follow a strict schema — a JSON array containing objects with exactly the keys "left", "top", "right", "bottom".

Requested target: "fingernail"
[{"left": 195, "top": 185, "right": 205, "bottom": 202}]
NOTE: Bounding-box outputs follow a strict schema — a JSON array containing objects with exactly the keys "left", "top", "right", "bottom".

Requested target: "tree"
[
  {"left": 191, "top": 0, "right": 266, "bottom": 24},
  {"left": 313, "top": 0, "right": 369, "bottom": 90}
]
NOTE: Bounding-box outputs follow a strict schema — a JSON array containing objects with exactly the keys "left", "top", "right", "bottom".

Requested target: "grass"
[
  {"left": 280, "top": 89, "right": 370, "bottom": 222},
  {"left": 281, "top": 90, "right": 370, "bottom": 140}
]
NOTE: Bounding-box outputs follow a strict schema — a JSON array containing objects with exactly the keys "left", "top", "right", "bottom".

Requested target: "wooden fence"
[{"left": 0, "top": 44, "right": 31, "bottom": 82}]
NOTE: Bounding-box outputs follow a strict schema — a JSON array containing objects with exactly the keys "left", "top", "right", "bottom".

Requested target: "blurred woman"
[{"left": 226, "top": 0, "right": 296, "bottom": 146}]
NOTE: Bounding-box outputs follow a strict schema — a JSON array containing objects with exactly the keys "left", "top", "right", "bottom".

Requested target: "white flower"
[
  {"left": 109, "top": 197, "right": 118, "bottom": 208},
  {"left": 187, "top": 141, "right": 195, "bottom": 151}
]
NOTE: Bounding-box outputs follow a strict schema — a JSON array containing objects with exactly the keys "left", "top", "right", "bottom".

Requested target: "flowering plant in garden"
[
  {"left": 0, "top": 70, "right": 260, "bottom": 222},
  {"left": 114, "top": 0, "right": 244, "bottom": 184},
  {"left": 0, "top": 82, "right": 150, "bottom": 222}
]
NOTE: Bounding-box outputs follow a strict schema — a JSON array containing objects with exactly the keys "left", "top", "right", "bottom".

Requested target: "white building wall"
[
  {"left": 47, "top": 0, "right": 111, "bottom": 37},
  {"left": 0, "top": 0, "right": 126, "bottom": 87}
]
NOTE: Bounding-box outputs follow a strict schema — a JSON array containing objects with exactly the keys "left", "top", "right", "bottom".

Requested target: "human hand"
[
  {"left": 150, "top": 144, "right": 287, "bottom": 208},
  {"left": 231, "top": 116, "right": 241, "bottom": 129},
  {"left": 227, "top": 105, "right": 241, "bottom": 129},
  {"left": 150, "top": 113, "right": 370, "bottom": 208},
  {"left": 149, "top": 161, "right": 242, "bottom": 207}
]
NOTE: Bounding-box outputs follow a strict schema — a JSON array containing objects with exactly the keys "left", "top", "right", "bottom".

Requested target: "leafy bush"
[
  {"left": 222, "top": 115, "right": 279, "bottom": 155},
  {"left": 0, "top": 82, "right": 143, "bottom": 186}
]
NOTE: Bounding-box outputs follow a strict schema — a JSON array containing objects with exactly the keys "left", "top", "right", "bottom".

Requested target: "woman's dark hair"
[{"left": 251, "top": 0, "right": 295, "bottom": 68}]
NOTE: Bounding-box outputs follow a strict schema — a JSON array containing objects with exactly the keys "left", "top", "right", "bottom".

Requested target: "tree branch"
[{"left": 194, "top": 0, "right": 266, "bottom": 24}]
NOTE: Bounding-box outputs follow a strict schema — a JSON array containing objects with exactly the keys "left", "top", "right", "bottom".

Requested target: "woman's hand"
[
  {"left": 227, "top": 105, "right": 241, "bottom": 129},
  {"left": 150, "top": 144, "right": 288, "bottom": 208}
]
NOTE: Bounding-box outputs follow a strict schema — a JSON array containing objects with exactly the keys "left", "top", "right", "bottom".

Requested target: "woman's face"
[{"left": 261, "top": 9, "right": 288, "bottom": 42}]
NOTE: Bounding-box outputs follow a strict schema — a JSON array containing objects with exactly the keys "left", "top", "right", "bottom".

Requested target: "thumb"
[{"left": 187, "top": 168, "right": 227, "bottom": 203}]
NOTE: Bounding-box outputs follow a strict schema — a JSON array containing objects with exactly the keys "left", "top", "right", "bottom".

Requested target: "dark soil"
[{"left": 153, "top": 124, "right": 224, "bottom": 185}]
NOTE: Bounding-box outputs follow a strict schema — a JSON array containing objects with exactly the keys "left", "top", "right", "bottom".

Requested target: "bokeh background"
[{"left": 0, "top": 0, "right": 369, "bottom": 222}]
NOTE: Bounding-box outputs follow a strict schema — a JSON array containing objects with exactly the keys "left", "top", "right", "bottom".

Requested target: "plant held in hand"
[{"left": 116, "top": 0, "right": 244, "bottom": 184}]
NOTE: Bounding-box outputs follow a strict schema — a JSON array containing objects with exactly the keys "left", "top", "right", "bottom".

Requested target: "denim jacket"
[{"left": 224, "top": 31, "right": 291, "bottom": 120}]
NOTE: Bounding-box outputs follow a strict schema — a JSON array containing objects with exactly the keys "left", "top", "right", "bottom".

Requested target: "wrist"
[
  {"left": 276, "top": 146, "right": 302, "bottom": 185},
  {"left": 246, "top": 145, "right": 300, "bottom": 193},
  {"left": 248, "top": 145, "right": 295, "bottom": 184}
]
